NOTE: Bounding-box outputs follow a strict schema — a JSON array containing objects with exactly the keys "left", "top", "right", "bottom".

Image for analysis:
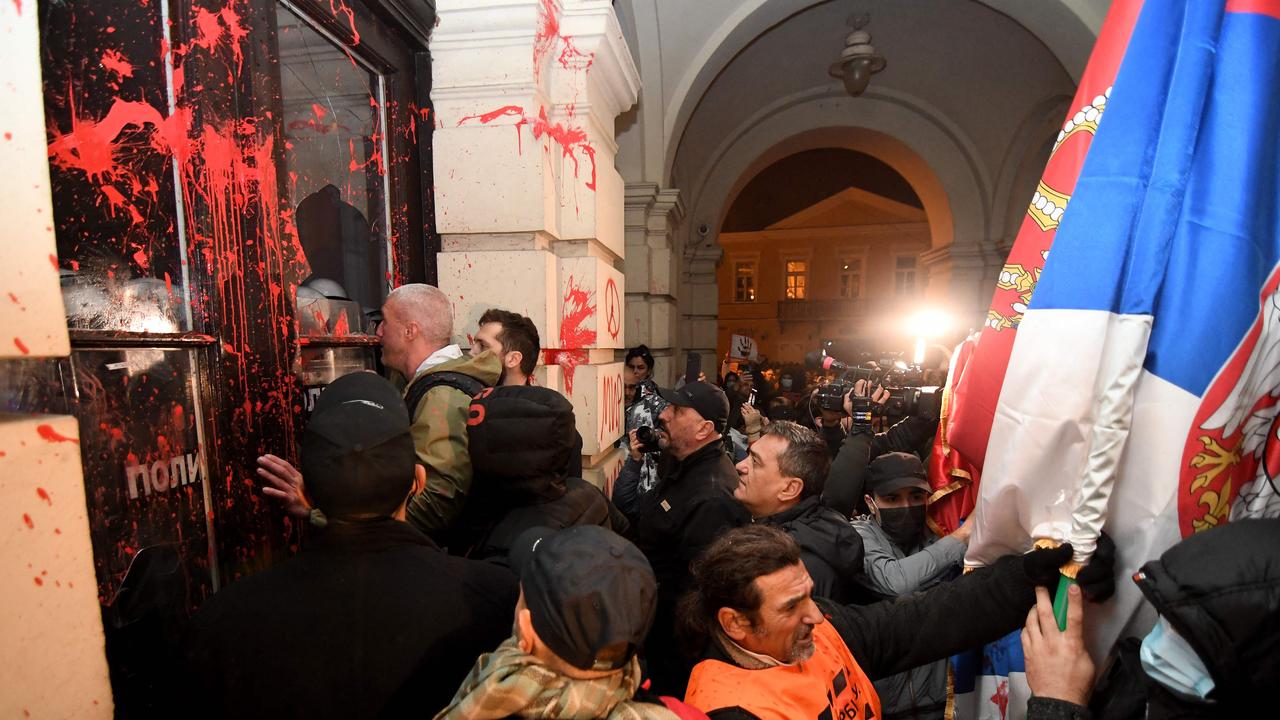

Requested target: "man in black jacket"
[
  {"left": 626, "top": 380, "right": 751, "bottom": 696},
  {"left": 733, "top": 421, "right": 864, "bottom": 603},
  {"left": 447, "top": 384, "right": 627, "bottom": 561},
  {"left": 185, "top": 373, "right": 518, "bottom": 719},
  {"left": 679, "top": 525, "right": 1113, "bottom": 720}
]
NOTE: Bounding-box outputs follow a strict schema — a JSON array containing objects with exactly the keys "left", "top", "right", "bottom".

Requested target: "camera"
[
  {"left": 815, "top": 381, "right": 855, "bottom": 413},
  {"left": 882, "top": 386, "right": 941, "bottom": 418},
  {"left": 635, "top": 425, "right": 661, "bottom": 453}
]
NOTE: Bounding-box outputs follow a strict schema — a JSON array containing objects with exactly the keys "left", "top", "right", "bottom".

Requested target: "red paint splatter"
[
  {"left": 11, "top": 0, "right": 21, "bottom": 15},
  {"left": 164, "top": 272, "right": 174, "bottom": 297},
  {"left": 543, "top": 349, "right": 589, "bottom": 396},
  {"left": 22, "top": 514, "right": 33, "bottom": 529},
  {"left": 533, "top": 106, "right": 594, "bottom": 188},
  {"left": 132, "top": 247, "right": 151, "bottom": 270},
  {"left": 33, "top": 577, "right": 42, "bottom": 587},
  {"left": 48, "top": 254, "right": 58, "bottom": 269},
  {"left": 8, "top": 292, "right": 19, "bottom": 304},
  {"left": 100, "top": 49, "right": 134, "bottom": 79},
  {"left": 3, "top": 132, "right": 11, "bottom": 141},
  {"left": 329, "top": 0, "right": 360, "bottom": 45},
  {"left": 37, "top": 424, "right": 78, "bottom": 444},
  {"left": 558, "top": 274, "right": 597, "bottom": 349},
  {"left": 332, "top": 308, "right": 351, "bottom": 336},
  {"left": 13, "top": 337, "right": 29, "bottom": 355},
  {"left": 311, "top": 103, "right": 327, "bottom": 119}
]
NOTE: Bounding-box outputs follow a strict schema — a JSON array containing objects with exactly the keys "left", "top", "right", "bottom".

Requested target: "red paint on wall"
[
  {"left": 22, "top": 513, "right": 33, "bottom": 529},
  {"left": 36, "top": 425, "right": 79, "bottom": 444},
  {"left": 558, "top": 274, "right": 597, "bottom": 349},
  {"left": 543, "top": 349, "right": 589, "bottom": 396},
  {"left": 13, "top": 337, "right": 30, "bottom": 355},
  {"left": 36, "top": 487, "right": 51, "bottom": 504}
]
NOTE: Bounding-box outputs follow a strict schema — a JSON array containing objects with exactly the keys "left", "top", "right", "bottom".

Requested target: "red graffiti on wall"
[
  {"left": 600, "top": 371, "right": 622, "bottom": 443},
  {"left": 544, "top": 274, "right": 597, "bottom": 395}
]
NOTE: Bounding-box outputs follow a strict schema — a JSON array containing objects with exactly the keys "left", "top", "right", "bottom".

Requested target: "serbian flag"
[
  {"left": 947, "top": 1, "right": 1142, "bottom": 470},
  {"left": 962, "top": 2, "right": 1280, "bottom": 718}
]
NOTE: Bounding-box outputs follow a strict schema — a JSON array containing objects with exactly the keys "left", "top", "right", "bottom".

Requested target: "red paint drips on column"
[
  {"left": 13, "top": 337, "right": 29, "bottom": 355},
  {"left": 22, "top": 514, "right": 33, "bottom": 529},
  {"left": 36, "top": 488, "right": 52, "bottom": 504}
]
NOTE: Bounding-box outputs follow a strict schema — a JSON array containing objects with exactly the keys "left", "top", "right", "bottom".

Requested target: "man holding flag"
[{"left": 939, "top": 0, "right": 1280, "bottom": 717}]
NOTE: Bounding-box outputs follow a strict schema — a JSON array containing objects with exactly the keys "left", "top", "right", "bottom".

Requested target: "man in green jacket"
[{"left": 259, "top": 283, "right": 500, "bottom": 539}]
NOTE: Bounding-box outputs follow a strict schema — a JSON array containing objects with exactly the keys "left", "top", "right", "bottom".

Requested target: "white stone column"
[
  {"left": 623, "top": 182, "right": 683, "bottom": 386},
  {"left": 432, "top": 0, "right": 640, "bottom": 488},
  {"left": 679, "top": 241, "right": 722, "bottom": 375},
  {"left": 0, "top": 2, "right": 113, "bottom": 715}
]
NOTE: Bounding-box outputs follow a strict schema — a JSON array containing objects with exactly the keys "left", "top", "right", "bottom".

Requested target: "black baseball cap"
[
  {"left": 866, "top": 452, "right": 930, "bottom": 496},
  {"left": 300, "top": 372, "right": 416, "bottom": 518},
  {"left": 658, "top": 381, "right": 730, "bottom": 433},
  {"left": 509, "top": 525, "right": 657, "bottom": 672}
]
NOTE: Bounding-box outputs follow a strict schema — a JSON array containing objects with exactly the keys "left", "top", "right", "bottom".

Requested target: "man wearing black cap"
[
  {"left": 185, "top": 373, "right": 518, "bottom": 719},
  {"left": 435, "top": 526, "right": 686, "bottom": 719},
  {"left": 625, "top": 381, "right": 751, "bottom": 696},
  {"left": 850, "top": 451, "right": 972, "bottom": 719}
]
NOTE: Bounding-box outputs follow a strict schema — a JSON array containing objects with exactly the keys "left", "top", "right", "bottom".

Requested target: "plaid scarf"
[{"left": 434, "top": 636, "right": 678, "bottom": 719}]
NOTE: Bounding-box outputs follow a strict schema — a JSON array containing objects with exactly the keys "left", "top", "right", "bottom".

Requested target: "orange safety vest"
[{"left": 684, "top": 620, "right": 881, "bottom": 720}]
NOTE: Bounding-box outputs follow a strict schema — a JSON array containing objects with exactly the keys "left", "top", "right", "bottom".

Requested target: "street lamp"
[{"left": 829, "top": 14, "right": 886, "bottom": 97}]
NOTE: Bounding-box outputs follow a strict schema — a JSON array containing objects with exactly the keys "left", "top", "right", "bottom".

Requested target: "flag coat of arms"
[{"left": 966, "top": 0, "right": 1280, "bottom": 679}]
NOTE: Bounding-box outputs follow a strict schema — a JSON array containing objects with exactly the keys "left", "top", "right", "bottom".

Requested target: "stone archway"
[{"left": 676, "top": 88, "right": 998, "bottom": 368}]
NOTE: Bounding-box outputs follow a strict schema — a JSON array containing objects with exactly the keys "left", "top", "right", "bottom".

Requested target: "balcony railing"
[{"left": 777, "top": 298, "right": 861, "bottom": 322}]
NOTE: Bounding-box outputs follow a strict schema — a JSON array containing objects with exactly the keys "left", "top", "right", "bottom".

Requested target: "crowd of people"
[{"left": 181, "top": 283, "right": 1279, "bottom": 720}]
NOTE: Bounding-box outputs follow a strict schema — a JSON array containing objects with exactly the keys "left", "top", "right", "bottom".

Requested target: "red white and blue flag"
[{"left": 953, "top": 0, "right": 1280, "bottom": 717}]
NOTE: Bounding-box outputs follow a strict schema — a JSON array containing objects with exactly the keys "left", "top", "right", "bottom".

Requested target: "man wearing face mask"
[{"left": 850, "top": 451, "right": 971, "bottom": 720}]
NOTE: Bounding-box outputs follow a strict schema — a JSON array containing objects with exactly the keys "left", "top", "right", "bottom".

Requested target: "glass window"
[
  {"left": 735, "top": 262, "right": 756, "bottom": 302},
  {"left": 42, "top": 0, "right": 191, "bottom": 333},
  {"left": 840, "top": 258, "right": 863, "bottom": 299},
  {"left": 279, "top": 3, "right": 391, "bottom": 331},
  {"left": 785, "top": 260, "right": 808, "bottom": 300},
  {"left": 895, "top": 256, "right": 918, "bottom": 296}
]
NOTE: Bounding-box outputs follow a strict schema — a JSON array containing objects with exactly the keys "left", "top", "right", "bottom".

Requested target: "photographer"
[
  {"left": 821, "top": 379, "right": 939, "bottom": 519},
  {"left": 612, "top": 381, "right": 751, "bottom": 696}
]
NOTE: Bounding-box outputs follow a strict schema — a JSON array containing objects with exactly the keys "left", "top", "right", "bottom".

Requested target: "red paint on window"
[{"left": 100, "top": 49, "right": 134, "bottom": 79}]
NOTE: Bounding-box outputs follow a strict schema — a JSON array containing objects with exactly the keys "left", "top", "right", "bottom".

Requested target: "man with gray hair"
[
  {"left": 259, "top": 283, "right": 501, "bottom": 539},
  {"left": 732, "top": 421, "right": 865, "bottom": 603}
]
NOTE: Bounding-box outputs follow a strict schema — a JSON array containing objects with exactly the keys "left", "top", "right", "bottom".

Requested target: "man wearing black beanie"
[{"left": 185, "top": 372, "right": 517, "bottom": 719}]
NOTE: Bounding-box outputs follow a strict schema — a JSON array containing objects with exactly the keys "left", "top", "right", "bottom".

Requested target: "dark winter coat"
[
  {"left": 632, "top": 440, "right": 752, "bottom": 696},
  {"left": 757, "top": 496, "right": 864, "bottom": 603},
  {"left": 184, "top": 519, "right": 518, "bottom": 719},
  {"left": 453, "top": 385, "right": 626, "bottom": 561}
]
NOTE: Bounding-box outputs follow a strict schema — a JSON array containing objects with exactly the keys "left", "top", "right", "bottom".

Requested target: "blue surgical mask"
[{"left": 1139, "top": 617, "right": 1216, "bottom": 700}]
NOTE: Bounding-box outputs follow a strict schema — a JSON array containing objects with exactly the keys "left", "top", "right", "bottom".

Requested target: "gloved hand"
[
  {"left": 1076, "top": 531, "right": 1116, "bottom": 602},
  {"left": 1021, "top": 533, "right": 1117, "bottom": 602},
  {"left": 1022, "top": 542, "right": 1074, "bottom": 588}
]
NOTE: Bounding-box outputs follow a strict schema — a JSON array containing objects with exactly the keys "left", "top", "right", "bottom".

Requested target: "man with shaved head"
[{"left": 259, "top": 283, "right": 501, "bottom": 539}]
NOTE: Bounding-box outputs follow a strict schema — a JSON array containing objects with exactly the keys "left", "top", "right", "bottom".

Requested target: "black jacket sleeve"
[
  {"left": 822, "top": 552, "right": 1037, "bottom": 680},
  {"left": 1026, "top": 698, "right": 1093, "bottom": 720},
  {"left": 708, "top": 708, "right": 762, "bottom": 720},
  {"left": 822, "top": 429, "right": 873, "bottom": 518},
  {"left": 611, "top": 456, "right": 644, "bottom": 521},
  {"left": 869, "top": 414, "right": 937, "bottom": 457}
]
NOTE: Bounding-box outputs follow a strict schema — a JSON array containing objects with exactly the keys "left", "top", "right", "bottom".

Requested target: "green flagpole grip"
[{"left": 1053, "top": 573, "right": 1077, "bottom": 631}]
